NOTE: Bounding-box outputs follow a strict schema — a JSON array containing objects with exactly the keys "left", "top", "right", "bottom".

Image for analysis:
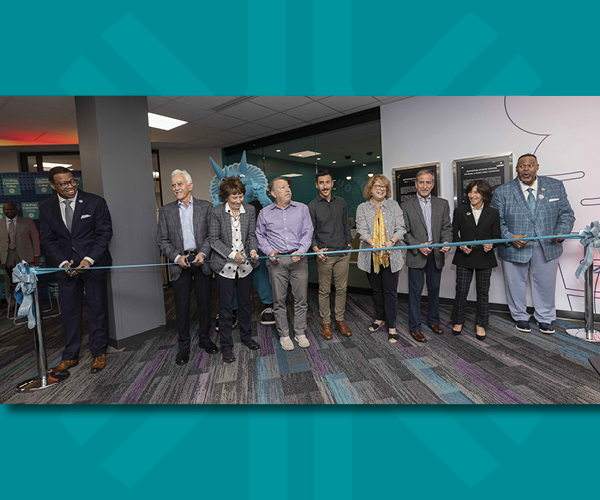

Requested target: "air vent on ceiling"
[{"left": 211, "top": 96, "right": 258, "bottom": 112}]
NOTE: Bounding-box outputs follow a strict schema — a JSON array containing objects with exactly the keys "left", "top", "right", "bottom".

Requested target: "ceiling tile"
[
  {"left": 193, "top": 113, "right": 246, "bottom": 130},
  {"left": 152, "top": 101, "right": 214, "bottom": 122},
  {"left": 341, "top": 103, "right": 380, "bottom": 115},
  {"left": 283, "top": 101, "right": 341, "bottom": 121},
  {"left": 253, "top": 113, "right": 306, "bottom": 130},
  {"left": 317, "top": 96, "right": 378, "bottom": 112},
  {"left": 1, "top": 99, "right": 73, "bottom": 122},
  {"left": 147, "top": 96, "right": 173, "bottom": 110},
  {"left": 205, "top": 130, "right": 249, "bottom": 143},
  {"left": 250, "top": 96, "right": 313, "bottom": 112},
  {"left": 374, "top": 96, "right": 411, "bottom": 103},
  {"left": 228, "top": 122, "right": 274, "bottom": 137},
  {"left": 176, "top": 96, "right": 239, "bottom": 110},
  {"left": 11, "top": 96, "right": 76, "bottom": 110},
  {"left": 175, "top": 122, "right": 221, "bottom": 138},
  {"left": 187, "top": 137, "right": 225, "bottom": 148},
  {"left": 219, "top": 101, "right": 277, "bottom": 120},
  {"left": 149, "top": 129, "right": 196, "bottom": 143}
]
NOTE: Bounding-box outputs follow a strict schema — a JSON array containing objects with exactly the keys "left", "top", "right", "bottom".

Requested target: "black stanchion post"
[
  {"left": 567, "top": 264, "right": 599, "bottom": 342},
  {"left": 15, "top": 286, "right": 69, "bottom": 392}
]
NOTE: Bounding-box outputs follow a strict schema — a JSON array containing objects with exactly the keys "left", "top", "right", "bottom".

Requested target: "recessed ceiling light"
[
  {"left": 363, "top": 163, "right": 367, "bottom": 166},
  {"left": 276, "top": 149, "right": 281, "bottom": 153},
  {"left": 376, "top": 155, "right": 381, "bottom": 159},
  {"left": 34, "top": 162, "right": 73, "bottom": 170},
  {"left": 317, "top": 157, "right": 321, "bottom": 161},
  {"left": 368, "top": 172, "right": 374, "bottom": 177},
  {"left": 289, "top": 150, "right": 321, "bottom": 158},
  {"left": 346, "top": 175, "right": 352, "bottom": 180},
  {"left": 351, "top": 160, "right": 356, "bottom": 163},
  {"left": 148, "top": 112, "right": 187, "bottom": 131},
  {"left": 281, "top": 173, "right": 303, "bottom": 178},
  {"left": 332, "top": 161, "right": 336, "bottom": 164}
]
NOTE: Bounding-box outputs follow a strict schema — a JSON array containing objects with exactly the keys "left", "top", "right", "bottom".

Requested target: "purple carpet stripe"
[
  {"left": 259, "top": 324, "right": 275, "bottom": 356},
  {"left": 190, "top": 372, "right": 212, "bottom": 404},
  {"left": 118, "top": 350, "right": 168, "bottom": 404},
  {"left": 453, "top": 360, "right": 529, "bottom": 404}
]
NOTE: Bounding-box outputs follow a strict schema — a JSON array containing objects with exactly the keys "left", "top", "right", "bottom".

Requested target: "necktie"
[
  {"left": 63, "top": 200, "right": 74, "bottom": 232},
  {"left": 527, "top": 188, "right": 536, "bottom": 215},
  {"left": 8, "top": 220, "right": 16, "bottom": 249}
]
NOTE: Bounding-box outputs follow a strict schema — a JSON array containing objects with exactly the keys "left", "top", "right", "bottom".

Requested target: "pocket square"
[
  {"left": 548, "top": 198, "right": 559, "bottom": 202},
  {"left": 81, "top": 214, "right": 92, "bottom": 219}
]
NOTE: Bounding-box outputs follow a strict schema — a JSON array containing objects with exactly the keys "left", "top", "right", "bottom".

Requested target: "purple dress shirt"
[{"left": 256, "top": 201, "right": 313, "bottom": 255}]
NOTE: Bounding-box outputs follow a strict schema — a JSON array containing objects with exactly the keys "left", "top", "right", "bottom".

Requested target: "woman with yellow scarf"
[{"left": 356, "top": 175, "right": 406, "bottom": 343}]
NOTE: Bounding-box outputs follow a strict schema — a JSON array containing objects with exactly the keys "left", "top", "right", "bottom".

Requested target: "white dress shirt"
[
  {"left": 520, "top": 178, "right": 538, "bottom": 200},
  {"left": 470, "top": 204, "right": 483, "bottom": 226},
  {"left": 57, "top": 192, "right": 94, "bottom": 268}
]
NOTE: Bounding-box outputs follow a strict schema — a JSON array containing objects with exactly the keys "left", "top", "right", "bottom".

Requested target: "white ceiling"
[{"left": 0, "top": 96, "right": 410, "bottom": 150}]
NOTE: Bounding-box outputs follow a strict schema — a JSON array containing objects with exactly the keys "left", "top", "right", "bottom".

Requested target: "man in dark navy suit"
[{"left": 39, "top": 167, "right": 113, "bottom": 374}]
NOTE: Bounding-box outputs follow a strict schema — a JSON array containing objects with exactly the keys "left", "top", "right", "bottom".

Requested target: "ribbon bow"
[
  {"left": 575, "top": 221, "right": 600, "bottom": 280},
  {"left": 12, "top": 260, "right": 37, "bottom": 329}
]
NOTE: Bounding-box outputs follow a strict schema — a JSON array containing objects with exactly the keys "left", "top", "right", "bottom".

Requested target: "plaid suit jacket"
[
  {"left": 208, "top": 202, "right": 259, "bottom": 274},
  {"left": 490, "top": 176, "right": 575, "bottom": 263},
  {"left": 156, "top": 197, "right": 212, "bottom": 280}
]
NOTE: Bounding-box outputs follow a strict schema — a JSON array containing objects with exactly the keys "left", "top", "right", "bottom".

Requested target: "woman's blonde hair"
[{"left": 363, "top": 174, "right": 391, "bottom": 200}]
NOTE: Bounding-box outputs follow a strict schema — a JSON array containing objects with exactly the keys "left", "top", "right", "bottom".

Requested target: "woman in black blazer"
[{"left": 451, "top": 180, "right": 501, "bottom": 341}]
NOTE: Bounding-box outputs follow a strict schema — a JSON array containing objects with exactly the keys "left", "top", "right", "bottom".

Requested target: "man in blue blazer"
[
  {"left": 39, "top": 167, "right": 113, "bottom": 373},
  {"left": 491, "top": 153, "right": 575, "bottom": 334}
]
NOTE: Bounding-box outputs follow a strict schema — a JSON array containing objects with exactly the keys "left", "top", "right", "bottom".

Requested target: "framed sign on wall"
[
  {"left": 453, "top": 153, "right": 513, "bottom": 207},
  {"left": 392, "top": 162, "right": 440, "bottom": 203}
]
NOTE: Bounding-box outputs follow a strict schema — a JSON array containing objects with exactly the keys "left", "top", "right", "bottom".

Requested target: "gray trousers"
[
  {"left": 266, "top": 256, "right": 308, "bottom": 338},
  {"left": 501, "top": 241, "right": 558, "bottom": 324}
]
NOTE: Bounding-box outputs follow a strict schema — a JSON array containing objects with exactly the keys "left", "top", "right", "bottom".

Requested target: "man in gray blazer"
[
  {"left": 402, "top": 170, "right": 452, "bottom": 342},
  {"left": 0, "top": 202, "right": 40, "bottom": 301},
  {"left": 157, "top": 169, "right": 218, "bottom": 365}
]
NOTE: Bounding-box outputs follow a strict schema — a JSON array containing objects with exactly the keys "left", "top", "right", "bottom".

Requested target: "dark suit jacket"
[
  {"left": 156, "top": 197, "right": 212, "bottom": 280},
  {"left": 39, "top": 191, "right": 113, "bottom": 275},
  {"left": 401, "top": 195, "right": 453, "bottom": 269},
  {"left": 208, "top": 202, "right": 259, "bottom": 274},
  {"left": 452, "top": 205, "right": 501, "bottom": 269}
]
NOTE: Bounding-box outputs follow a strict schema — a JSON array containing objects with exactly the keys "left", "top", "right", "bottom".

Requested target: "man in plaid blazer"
[
  {"left": 491, "top": 153, "right": 575, "bottom": 334},
  {"left": 157, "top": 169, "right": 218, "bottom": 365}
]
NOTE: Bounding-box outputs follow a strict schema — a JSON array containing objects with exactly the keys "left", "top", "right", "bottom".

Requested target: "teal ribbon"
[
  {"left": 31, "top": 232, "right": 583, "bottom": 275},
  {"left": 12, "top": 260, "right": 37, "bottom": 329},
  {"left": 575, "top": 221, "right": 600, "bottom": 280}
]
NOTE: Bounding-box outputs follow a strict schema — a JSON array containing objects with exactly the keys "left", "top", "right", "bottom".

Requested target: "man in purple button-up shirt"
[{"left": 256, "top": 177, "right": 313, "bottom": 351}]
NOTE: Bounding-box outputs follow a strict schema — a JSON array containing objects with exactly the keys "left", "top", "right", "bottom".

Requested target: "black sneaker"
[
  {"left": 539, "top": 322, "right": 555, "bottom": 334},
  {"left": 232, "top": 310, "right": 238, "bottom": 329},
  {"left": 260, "top": 307, "right": 276, "bottom": 325},
  {"left": 515, "top": 321, "right": 531, "bottom": 333}
]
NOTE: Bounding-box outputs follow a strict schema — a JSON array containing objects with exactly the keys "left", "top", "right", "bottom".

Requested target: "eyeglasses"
[
  {"left": 55, "top": 179, "right": 78, "bottom": 188},
  {"left": 373, "top": 185, "right": 386, "bottom": 191}
]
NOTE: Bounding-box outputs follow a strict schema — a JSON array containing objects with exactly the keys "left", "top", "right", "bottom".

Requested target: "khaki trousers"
[{"left": 316, "top": 253, "right": 350, "bottom": 323}]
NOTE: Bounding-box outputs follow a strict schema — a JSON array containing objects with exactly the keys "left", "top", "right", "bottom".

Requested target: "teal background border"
[{"left": 2, "top": 2, "right": 600, "bottom": 497}]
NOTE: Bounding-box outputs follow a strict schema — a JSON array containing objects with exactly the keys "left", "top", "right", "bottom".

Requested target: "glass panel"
[
  {"left": 26, "top": 155, "right": 37, "bottom": 172},
  {"left": 41, "top": 154, "right": 80, "bottom": 171}
]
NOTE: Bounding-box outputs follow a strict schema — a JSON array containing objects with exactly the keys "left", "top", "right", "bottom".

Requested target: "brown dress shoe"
[
  {"left": 91, "top": 354, "right": 106, "bottom": 373},
  {"left": 427, "top": 323, "right": 444, "bottom": 335},
  {"left": 48, "top": 359, "right": 78, "bottom": 372},
  {"left": 410, "top": 330, "right": 427, "bottom": 343},
  {"left": 322, "top": 323, "right": 333, "bottom": 340},
  {"left": 335, "top": 320, "right": 352, "bottom": 337}
]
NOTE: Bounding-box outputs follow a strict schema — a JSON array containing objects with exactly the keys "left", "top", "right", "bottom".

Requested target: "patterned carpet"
[{"left": 2, "top": 286, "right": 600, "bottom": 404}]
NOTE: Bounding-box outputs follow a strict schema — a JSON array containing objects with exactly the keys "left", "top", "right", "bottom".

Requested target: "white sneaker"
[
  {"left": 294, "top": 334, "right": 310, "bottom": 348},
  {"left": 280, "top": 336, "right": 295, "bottom": 351}
]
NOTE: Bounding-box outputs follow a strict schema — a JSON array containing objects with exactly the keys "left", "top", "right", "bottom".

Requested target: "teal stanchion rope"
[{"left": 32, "top": 232, "right": 582, "bottom": 275}]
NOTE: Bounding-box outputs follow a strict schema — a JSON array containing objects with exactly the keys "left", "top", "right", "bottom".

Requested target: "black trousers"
[
  {"left": 408, "top": 253, "right": 442, "bottom": 332},
  {"left": 367, "top": 264, "right": 399, "bottom": 329},
  {"left": 172, "top": 265, "right": 212, "bottom": 350},
  {"left": 450, "top": 266, "right": 493, "bottom": 327},
  {"left": 57, "top": 270, "right": 109, "bottom": 360},
  {"left": 216, "top": 272, "right": 253, "bottom": 355}
]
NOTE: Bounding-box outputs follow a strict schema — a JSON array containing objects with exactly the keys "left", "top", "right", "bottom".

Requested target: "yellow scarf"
[{"left": 372, "top": 206, "right": 389, "bottom": 273}]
